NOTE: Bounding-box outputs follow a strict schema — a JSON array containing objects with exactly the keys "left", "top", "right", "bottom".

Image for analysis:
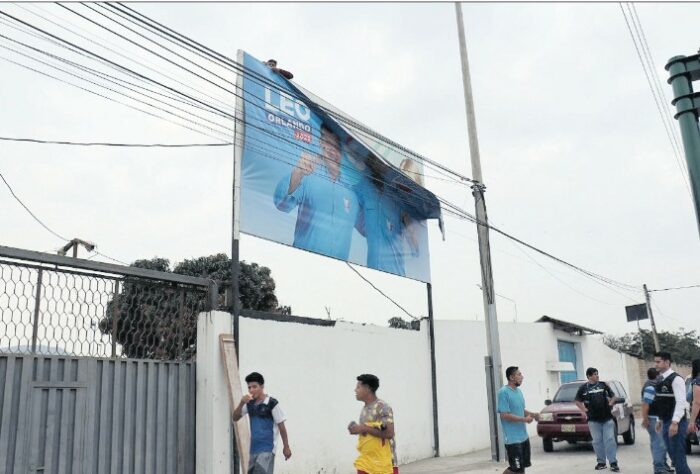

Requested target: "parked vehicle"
[{"left": 537, "top": 379, "right": 635, "bottom": 452}]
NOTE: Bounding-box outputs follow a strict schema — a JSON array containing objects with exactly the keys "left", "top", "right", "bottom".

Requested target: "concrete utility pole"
[
  {"left": 455, "top": 2, "right": 504, "bottom": 462},
  {"left": 666, "top": 53, "right": 700, "bottom": 237},
  {"left": 643, "top": 284, "right": 661, "bottom": 352}
]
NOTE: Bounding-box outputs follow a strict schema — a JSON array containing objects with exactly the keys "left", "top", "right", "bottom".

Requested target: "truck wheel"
[
  {"left": 543, "top": 438, "right": 553, "bottom": 452},
  {"left": 623, "top": 419, "right": 635, "bottom": 445}
]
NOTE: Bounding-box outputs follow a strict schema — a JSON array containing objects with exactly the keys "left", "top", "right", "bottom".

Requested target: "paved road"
[{"left": 401, "top": 432, "right": 700, "bottom": 473}]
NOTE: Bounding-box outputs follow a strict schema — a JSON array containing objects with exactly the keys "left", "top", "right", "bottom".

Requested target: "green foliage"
[
  {"left": 99, "top": 255, "right": 287, "bottom": 359},
  {"left": 388, "top": 316, "right": 421, "bottom": 330},
  {"left": 173, "top": 253, "right": 280, "bottom": 312},
  {"left": 603, "top": 328, "right": 700, "bottom": 364}
]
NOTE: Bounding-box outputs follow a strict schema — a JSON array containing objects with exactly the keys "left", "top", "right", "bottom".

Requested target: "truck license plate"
[{"left": 562, "top": 425, "right": 576, "bottom": 433}]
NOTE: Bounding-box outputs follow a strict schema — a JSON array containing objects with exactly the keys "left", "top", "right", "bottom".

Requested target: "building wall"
[
  {"left": 224, "top": 316, "right": 632, "bottom": 473},
  {"left": 237, "top": 317, "right": 435, "bottom": 474}
]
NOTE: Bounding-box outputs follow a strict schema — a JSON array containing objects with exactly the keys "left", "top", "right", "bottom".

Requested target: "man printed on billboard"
[
  {"left": 346, "top": 136, "right": 422, "bottom": 277},
  {"left": 273, "top": 125, "right": 363, "bottom": 260},
  {"left": 354, "top": 172, "right": 417, "bottom": 277}
]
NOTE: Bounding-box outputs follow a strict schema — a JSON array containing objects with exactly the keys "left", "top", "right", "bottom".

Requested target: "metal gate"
[
  {"left": 0, "top": 246, "right": 217, "bottom": 474},
  {"left": 0, "top": 355, "right": 196, "bottom": 474}
]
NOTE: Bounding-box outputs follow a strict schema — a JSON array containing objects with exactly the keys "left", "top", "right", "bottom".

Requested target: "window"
[
  {"left": 613, "top": 381, "right": 627, "bottom": 398},
  {"left": 554, "top": 383, "right": 585, "bottom": 402}
]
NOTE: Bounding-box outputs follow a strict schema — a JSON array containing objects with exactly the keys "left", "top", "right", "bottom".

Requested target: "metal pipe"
[
  {"left": 426, "top": 283, "right": 440, "bottom": 457},
  {"left": 31, "top": 268, "right": 43, "bottom": 354}
]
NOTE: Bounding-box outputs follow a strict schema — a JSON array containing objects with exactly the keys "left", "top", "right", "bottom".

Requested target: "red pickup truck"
[{"left": 536, "top": 380, "right": 635, "bottom": 452}]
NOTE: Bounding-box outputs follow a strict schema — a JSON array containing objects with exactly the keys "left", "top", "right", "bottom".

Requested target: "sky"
[{"left": 1, "top": 2, "right": 699, "bottom": 337}]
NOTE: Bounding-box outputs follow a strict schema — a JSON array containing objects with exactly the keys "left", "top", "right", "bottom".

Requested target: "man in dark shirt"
[
  {"left": 641, "top": 368, "right": 673, "bottom": 474},
  {"left": 575, "top": 368, "right": 619, "bottom": 472}
]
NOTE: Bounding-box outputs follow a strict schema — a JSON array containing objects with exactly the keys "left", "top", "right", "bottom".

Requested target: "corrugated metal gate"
[
  {"left": 0, "top": 355, "right": 196, "bottom": 474},
  {"left": 0, "top": 246, "right": 218, "bottom": 474}
]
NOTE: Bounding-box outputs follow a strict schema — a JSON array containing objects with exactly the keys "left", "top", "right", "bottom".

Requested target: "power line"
[
  {"left": 345, "top": 263, "right": 418, "bottom": 320},
  {"left": 108, "top": 2, "right": 476, "bottom": 186},
  {"left": 0, "top": 50, "right": 229, "bottom": 142},
  {"left": 650, "top": 284, "right": 700, "bottom": 292},
  {"left": 1, "top": 7, "right": 467, "bottom": 191},
  {"left": 91, "top": 250, "right": 129, "bottom": 266},
  {"left": 651, "top": 300, "right": 687, "bottom": 327},
  {"left": 0, "top": 170, "right": 129, "bottom": 266},
  {"left": 0, "top": 136, "right": 231, "bottom": 147},
  {"left": 619, "top": 3, "right": 693, "bottom": 198},
  {"left": 0, "top": 29, "right": 234, "bottom": 137},
  {"left": 0, "top": 171, "right": 68, "bottom": 242}
]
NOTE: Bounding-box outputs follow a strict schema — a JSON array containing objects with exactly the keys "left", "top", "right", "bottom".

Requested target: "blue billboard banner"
[{"left": 238, "top": 50, "right": 442, "bottom": 282}]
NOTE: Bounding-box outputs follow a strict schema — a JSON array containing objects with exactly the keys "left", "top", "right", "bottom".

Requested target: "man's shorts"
[
  {"left": 357, "top": 468, "right": 399, "bottom": 474},
  {"left": 249, "top": 452, "right": 275, "bottom": 474},
  {"left": 505, "top": 439, "right": 531, "bottom": 473}
]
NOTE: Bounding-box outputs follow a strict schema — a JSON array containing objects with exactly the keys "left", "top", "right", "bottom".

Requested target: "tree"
[
  {"left": 99, "top": 254, "right": 288, "bottom": 359},
  {"left": 388, "top": 316, "right": 421, "bottom": 330},
  {"left": 603, "top": 328, "right": 700, "bottom": 364}
]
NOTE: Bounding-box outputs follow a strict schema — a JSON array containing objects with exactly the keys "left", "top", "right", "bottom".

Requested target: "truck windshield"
[{"left": 554, "top": 383, "right": 584, "bottom": 402}]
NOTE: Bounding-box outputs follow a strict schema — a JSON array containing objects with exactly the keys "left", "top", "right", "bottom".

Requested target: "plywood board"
[{"left": 219, "top": 334, "right": 251, "bottom": 473}]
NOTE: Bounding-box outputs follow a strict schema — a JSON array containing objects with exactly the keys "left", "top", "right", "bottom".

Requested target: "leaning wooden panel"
[{"left": 219, "top": 334, "right": 250, "bottom": 473}]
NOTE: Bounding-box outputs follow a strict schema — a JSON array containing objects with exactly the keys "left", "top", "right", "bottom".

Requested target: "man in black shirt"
[{"left": 575, "top": 368, "right": 620, "bottom": 472}]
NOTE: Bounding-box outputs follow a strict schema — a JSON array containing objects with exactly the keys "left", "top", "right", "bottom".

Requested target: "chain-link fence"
[{"left": 0, "top": 247, "right": 216, "bottom": 361}]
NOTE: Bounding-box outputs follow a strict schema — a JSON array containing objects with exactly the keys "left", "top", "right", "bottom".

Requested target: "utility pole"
[
  {"left": 455, "top": 2, "right": 504, "bottom": 462},
  {"left": 643, "top": 284, "right": 661, "bottom": 352},
  {"left": 666, "top": 53, "right": 700, "bottom": 237}
]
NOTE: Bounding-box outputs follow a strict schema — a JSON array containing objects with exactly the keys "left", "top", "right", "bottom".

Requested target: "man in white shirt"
[{"left": 654, "top": 351, "right": 691, "bottom": 474}]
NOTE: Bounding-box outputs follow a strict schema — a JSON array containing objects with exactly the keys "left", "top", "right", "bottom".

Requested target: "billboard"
[{"left": 238, "top": 51, "right": 442, "bottom": 282}]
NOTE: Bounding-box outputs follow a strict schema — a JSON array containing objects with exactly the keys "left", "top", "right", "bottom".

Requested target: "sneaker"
[
  {"left": 665, "top": 466, "right": 675, "bottom": 473},
  {"left": 610, "top": 463, "right": 620, "bottom": 472},
  {"left": 595, "top": 463, "right": 607, "bottom": 470}
]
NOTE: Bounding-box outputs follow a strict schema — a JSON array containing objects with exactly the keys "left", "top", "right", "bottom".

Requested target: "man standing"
[
  {"left": 232, "top": 372, "right": 292, "bottom": 474},
  {"left": 654, "top": 351, "right": 692, "bottom": 474},
  {"left": 349, "top": 374, "right": 398, "bottom": 474},
  {"left": 641, "top": 367, "right": 674, "bottom": 474},
  {"left": 574, "top": 368, "right": 620, "bottom": 472},
  {"left": 497, "top": 366, "right": 539, "bottom": 474}
]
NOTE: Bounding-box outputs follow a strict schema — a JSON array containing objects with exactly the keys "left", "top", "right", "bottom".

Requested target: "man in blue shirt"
[
  {"left": 497, "top": 366, "right": 540, "bottom": 473},
  {"left": 232, "top": 372, "right": 291, "bottom": 474},
  {"left": 354, "top": 176, "right": 414, "bottom": 277},
  {"left": 274, "top": 126, "right": 362, "bottom": 261}
]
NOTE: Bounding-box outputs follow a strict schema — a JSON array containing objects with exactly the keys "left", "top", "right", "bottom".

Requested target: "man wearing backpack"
[
  {"left": 641, "top": 367, "right": 674, "bottom": 474},
  {"left": 654, "top": 351, "right": 692, "bottom": 474}
]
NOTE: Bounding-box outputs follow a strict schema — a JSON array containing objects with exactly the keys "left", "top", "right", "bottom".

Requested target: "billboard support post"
[
  {"left": 666, "top": 54, "right": 700, "bottom": 236},
  {"left": 229, "top": 49, "right": 246, "bottom": 474},
  {"left": 455, "top": 2, "right": 504, "bottom": 462},
  {"left": 426, "top": 282, "right": 440, "bottom": 457}
]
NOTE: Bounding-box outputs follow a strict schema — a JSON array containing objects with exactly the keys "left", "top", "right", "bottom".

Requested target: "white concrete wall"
[
  {"left": 434, "top": 321, "right": 636, "bottom": 456},
  {"left": 198, "top": 315, "right": 633, "bottom": 473},
  {"left": 196, "top": 311, "right": 233, "bottom": 474},
  {"left": 237, "top": 317, "right": 435, "bottom": 474},
  {"left": 432, "top": 320, "right": 490, "bottom": 457}
]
